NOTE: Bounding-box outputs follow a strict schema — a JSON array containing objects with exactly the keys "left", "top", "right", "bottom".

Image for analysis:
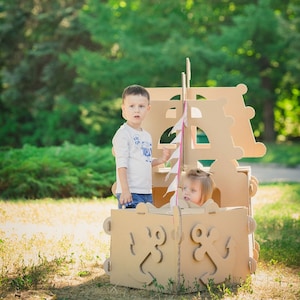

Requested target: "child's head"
[
  {"left": 122, "top": 85, "right": 150, "bottom": 104},
  {"left": 182, "top": 169, "right": 215, "bottom": 206},
  {"left": 121, "top": 85, "right": 150, "bottom": 129}
]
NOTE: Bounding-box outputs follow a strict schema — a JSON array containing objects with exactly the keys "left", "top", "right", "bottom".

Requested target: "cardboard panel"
[{"left": 104, "top": 202, "right": 254, "bottom": 292}]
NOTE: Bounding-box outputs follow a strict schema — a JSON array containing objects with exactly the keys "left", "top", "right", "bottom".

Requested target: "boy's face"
[
  {"left": 182, "top": 179, "right": 203, "bottom": 205},
  {"left": 122, "top": 94, "right": 150, "bottom": 129}
]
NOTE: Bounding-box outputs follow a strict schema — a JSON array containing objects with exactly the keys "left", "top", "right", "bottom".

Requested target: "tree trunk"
[
  {"left": 263, "top": 98, "right": 276, "bottom": 142},
  {"left": 261, "top": 76, "right": 276, "bottom": 142}
]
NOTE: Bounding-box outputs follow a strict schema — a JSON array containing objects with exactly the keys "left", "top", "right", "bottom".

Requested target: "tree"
[
  {"left": 67, "top": 0, "right": 299, "bottom": 142},
  {"left": 1, "top": 0, "right": 299, "bottom": 147},
  {"left": 0, "top": 0, "right": 115, "bottom": 147},
  {"left": 205, "top": 0, "right": 300, "bottom": 141},
  {"left": 275, "top": 2, "right": 300, "bottom": 141}
]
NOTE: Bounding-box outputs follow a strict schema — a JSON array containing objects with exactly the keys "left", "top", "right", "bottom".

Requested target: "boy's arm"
[{"left": 117, "top": 167, "right": 132, "bottom": 205}]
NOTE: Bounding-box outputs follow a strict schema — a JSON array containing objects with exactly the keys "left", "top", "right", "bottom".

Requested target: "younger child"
[
  {"left": 112, "top": 84, "right": 170, "bottom": 209},
  {"left": 182, "top": 168, "right": 215, "bottom": 206}
]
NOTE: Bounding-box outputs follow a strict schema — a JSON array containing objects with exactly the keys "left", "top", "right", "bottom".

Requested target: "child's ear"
[{"left": 121, "top": 105, "right": 127, "bottom": 119}]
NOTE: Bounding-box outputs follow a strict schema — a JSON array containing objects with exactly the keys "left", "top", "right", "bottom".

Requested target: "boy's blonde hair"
[
  {"left": 185, "top": 169, "right": 215, "bottom": 204},
  {"left": 122, "top": 85, "right": 150, "bottom": 104}
]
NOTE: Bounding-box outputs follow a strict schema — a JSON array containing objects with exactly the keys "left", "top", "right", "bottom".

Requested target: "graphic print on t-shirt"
[
  {"left": 141, "top": 141, "right": 152, "bottom": 162},
  {"left": 133, "top": 134, "right": 152, "bottom": 163}
]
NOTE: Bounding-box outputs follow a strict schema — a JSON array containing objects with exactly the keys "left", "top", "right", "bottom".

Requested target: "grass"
[
  {"left": 0, "top": 184, "right": 299, "bottom": 300},
  {"left": 254, "top": 182, "right": 300, "bottom": 266}
]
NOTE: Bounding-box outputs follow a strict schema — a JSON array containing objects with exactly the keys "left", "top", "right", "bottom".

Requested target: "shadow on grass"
[
  {"left": 2, "top": 253, "right": 299, "bottom": 300},
  {"left": 49, "top": 271, "right": 244, "bottom": 300},
  {"left": 1, "top": 263, "right": 244, "bottom": 300}
]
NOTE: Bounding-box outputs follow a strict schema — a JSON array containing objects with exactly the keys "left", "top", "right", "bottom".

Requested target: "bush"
[{"left": 0, "top": 143, "right": 115, "bottom": 199}]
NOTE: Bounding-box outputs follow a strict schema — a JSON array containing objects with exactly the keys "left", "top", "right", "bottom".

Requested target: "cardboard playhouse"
[{"left": 103, "top": 58, "right": 266, "bottom": 293}]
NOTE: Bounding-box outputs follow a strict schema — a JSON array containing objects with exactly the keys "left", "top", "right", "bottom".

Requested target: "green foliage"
[
  {"left": 275, "top": 89, "right": 300, "bottom": 141},
  {"left": 0, "top": 1, "right": 299, "bottom": 147},
  {"left": 255, "top": 183, "right": 300, "bottom": 267},
  {"left": 205, "top": 0, "right": 300, "bottom": 141},
  {"left": 206, "top": 278, "right": 237, "bottom": 300},
  {"left": 0, "top": 143, "right": 115, "bottom": 199},
  {"left": 77, "top": 270, "right": 91, "bottom": 277},
  {"left": 0, "top": 0, "right": 121, "bottom": 148}
]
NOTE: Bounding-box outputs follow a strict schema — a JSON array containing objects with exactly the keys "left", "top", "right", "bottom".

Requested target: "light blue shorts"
[{"left": 116, "top": 193, "right": 153, "bottom": 209}]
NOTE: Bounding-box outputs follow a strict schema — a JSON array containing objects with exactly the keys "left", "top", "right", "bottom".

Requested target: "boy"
[{"left": 112, "top": 85, "right": 170, "bottom": 208}]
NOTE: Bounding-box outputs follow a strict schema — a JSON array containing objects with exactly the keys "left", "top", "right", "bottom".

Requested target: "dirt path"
[{"left": 240, "top": 162, "right": 300, "bottom": 183}]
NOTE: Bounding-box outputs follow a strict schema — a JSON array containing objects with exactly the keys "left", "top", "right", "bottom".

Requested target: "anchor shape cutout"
[
  {"left": 191, "top": 223, "right": 236, "bottom": 284},
  {"left": 129, "top": 225, "right": 166, "bottom": 284}
]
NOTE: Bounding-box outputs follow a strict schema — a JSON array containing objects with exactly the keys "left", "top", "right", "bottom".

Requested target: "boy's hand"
[
  {"left": 151, "top": 147, "right": 172, "bottom": 167},
  {"left": 162, "top": 147, "right": 171, "bottom": 163},
  {"left": 119, "top": 190, "right": 132, "bottom": 205}
]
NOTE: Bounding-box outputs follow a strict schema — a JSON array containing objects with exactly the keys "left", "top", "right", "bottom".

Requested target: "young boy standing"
[{"left": 112, "top": 85, "right": 170, "bottom": 208}]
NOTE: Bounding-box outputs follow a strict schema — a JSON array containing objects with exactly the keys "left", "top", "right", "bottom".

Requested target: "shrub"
[{"left": 0, "top": 143, "right": 115, "bottom": 199}]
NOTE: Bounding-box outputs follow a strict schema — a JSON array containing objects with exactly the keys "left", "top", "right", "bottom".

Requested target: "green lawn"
[{"left": 254, "top": 182, "right": 300, "bottom": 267}]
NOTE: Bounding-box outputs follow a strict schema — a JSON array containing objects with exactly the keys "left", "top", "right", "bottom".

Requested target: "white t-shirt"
[{"left": 112, "top": 123, "right": 152, "bottom": 194}]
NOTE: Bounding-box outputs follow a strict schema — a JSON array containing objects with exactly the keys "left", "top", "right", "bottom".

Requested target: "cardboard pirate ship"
[{"left": 103, "top": 58, "right": 266, "bottom": 293}]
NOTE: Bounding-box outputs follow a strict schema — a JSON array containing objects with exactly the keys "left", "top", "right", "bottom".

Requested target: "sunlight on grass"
[
  {"left": 0, "top": 187, "right": 299, "bottom": 299},
  {"left": 253, "top": 183, "right": 300, "bottom": 267},
  {"left": 0, "top": 198, "right": 117, "bottom": 295}
]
